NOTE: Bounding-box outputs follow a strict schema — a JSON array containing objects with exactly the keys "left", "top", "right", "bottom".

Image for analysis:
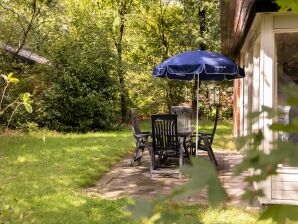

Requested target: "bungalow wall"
[{"left": 236, "top": 12, "right": 298, "bottom": 205}]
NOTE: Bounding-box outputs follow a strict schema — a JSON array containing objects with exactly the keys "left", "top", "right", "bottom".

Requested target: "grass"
[
  {"left": 0, "top": 120, "right": 263, "bottom": 223},
  {"left": 153, "top": 203, "right": 272, "bottom": 224},
  {"left": 0, "top": 128, "right": 135, "bottom": 223},
  {"left": 197, "top": 119, "right": 236, "bottom": 150}
]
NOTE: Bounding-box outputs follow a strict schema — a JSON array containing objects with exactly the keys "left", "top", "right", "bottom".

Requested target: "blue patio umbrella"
[{"left": 152, "top": 50, "right": 245, "bottom": 154}]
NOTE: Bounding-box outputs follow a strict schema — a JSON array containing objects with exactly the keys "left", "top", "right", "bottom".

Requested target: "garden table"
[{"left": 177, "top": 129, "right": 193, "bottom": 158}]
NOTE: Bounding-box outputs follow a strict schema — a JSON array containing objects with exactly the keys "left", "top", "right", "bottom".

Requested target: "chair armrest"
[
  {"left": 191, "top": 131, "right": 212, "bottom": 137},
  {"left": 140, "top": 131, "right": 151, "bottom": 136},
  {"left": 134, "top": 132, "right": 151, "bottom": 138}
]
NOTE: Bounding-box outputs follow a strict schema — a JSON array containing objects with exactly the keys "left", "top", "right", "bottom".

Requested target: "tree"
[
  {"left": 98, "top": 0, "right": 139, "bottom": 122},
  {"left": 0, "top": 0, "right": 57, "bottom": 55},
  {"left": 178, "top": 0, "right": 222, "bottom": 118},
  {"left": 126, "top": 0, "right": 223, "bottom": 115},
  {"left": 127, "top": 0, "right": 194, "bottom": 113}
]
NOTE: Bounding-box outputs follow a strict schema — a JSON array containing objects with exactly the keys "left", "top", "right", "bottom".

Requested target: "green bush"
[
  {"left": 23, "top": 3, "right": 123, "bottom": 133},
  {"left": 43, "top": 65, "right": 119, "bottom": 132},
  {"left": 41, "top": 19, "right": 119, "bottom": 132}
]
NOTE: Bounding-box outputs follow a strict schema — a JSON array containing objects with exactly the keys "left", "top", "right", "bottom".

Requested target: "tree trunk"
[
  {"left": 192, "top": 7, "right": 206, "bottom": 119},
  {"left": 116, "top": 8, "right": 128, "bottom": 123},
  {"left": 192, "top": 79, "right": 198, "bottom": 119},
  {"left": 199, "top": 8, "right": 206, "bottom": 50}
]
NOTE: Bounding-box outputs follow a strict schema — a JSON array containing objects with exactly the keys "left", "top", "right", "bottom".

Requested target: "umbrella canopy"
[
  {"left": 152, "top": 50, "right": 245, "bottom": 155},
  {"left": 153, "top": 50, "right": 244, "bottom": 81}
]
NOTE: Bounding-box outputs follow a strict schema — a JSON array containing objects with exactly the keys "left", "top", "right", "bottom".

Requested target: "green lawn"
[
  {"left": 197, "top": 119, "right": 236, "bottom": 150},
  {"left": 0, "top": 129, "right": 135, "bottom": 223},
  {"left": 154, "top": 203, "right": 272, "bottom": 224},
  {"left": 0, "top": 121, "right": 268, "bottom": 223}
]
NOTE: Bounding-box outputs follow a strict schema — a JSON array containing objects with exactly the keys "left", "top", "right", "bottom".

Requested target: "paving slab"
[{"left": 85, "top": 150, "right": 258, "bottom": 207}]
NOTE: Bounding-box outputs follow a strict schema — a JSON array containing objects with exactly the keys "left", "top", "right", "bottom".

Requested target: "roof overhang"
[
  {"left": 220, "top": 0, "right": 279, "bottom": 58},
  {"left": 0, "top": 43, "right": 48, "bottom": 65}
]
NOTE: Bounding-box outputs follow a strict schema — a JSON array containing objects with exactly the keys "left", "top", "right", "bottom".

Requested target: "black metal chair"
[
  {"left": 191, "top": 104, "right": 220, "bottom": 166},
  {"left": 130, "top": 108, "right": 151, "bottom": 166},
  {"left": 150, "top": 114, "right": 183, "bottom": 178}
]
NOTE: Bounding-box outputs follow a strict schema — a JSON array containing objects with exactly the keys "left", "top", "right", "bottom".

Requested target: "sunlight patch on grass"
[
  {"left": 15, "top": 155, "right": 37, "bottom": 164},
  {"left": 199, "top": 207, "right": 269, "bottom": 224},
  {"left": 155, "top": 203, "right": 270, "bottom": 224}
]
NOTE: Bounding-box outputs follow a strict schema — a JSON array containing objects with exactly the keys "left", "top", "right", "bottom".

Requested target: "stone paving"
[{"left": 85, "top": 150, "right": 257, "bottom": 207}]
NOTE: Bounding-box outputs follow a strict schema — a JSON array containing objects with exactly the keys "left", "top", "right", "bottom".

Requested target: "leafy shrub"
[{"left": 41, "top": 15, "right": 120, "bottom": 132}]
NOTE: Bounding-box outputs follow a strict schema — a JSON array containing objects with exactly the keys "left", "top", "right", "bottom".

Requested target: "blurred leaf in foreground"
[
  {"left": 260, "top": 204, "right": 298, "bottom": 224},
  {"left": 179, "top": 157, "right": 228, "bottom": 207}
]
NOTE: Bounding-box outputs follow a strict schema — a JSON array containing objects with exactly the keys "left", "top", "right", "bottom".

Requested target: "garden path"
[{"left": 85, "top": 150, "right": 259, "bottom": 207}]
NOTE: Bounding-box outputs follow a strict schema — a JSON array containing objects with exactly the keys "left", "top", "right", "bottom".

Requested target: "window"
[{"left": 276, "top": 32, "right": 298, "bottom": 143}]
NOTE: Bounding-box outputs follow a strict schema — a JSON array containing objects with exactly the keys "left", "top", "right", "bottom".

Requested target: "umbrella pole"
[{"left": 195, "top": 75, "right": 199, "bottom": 156}]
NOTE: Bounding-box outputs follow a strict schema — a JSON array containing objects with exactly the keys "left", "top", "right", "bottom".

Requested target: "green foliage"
[
  {"left": 260, "top": 205, "right": 298, "bottom": 224},
  {"left": 40, "top": 2, "right": 120, "bottom": 132},
  {"left": 0, "top": 0, "right": 58, "bottom": 53},
  {"left": 275, "top": 0, "right": 298, "bottom": 11},
  {"left": 0, "top": 0, "right": 228, "bottom": 131},
  {"left": 0, "top": 72, "right": 33, "bottom": 129},
  {"left": 22, "top": 92, "right": 33, "bottom": 113},
  {"left": 126, "top": 0, "right": 229, "bottom": 117},
  {"left": 180, "top": 158, "right": 228, "bottom": 206},
  {"left": 1, "top": 72, "right": 19, "bottom": 83}
]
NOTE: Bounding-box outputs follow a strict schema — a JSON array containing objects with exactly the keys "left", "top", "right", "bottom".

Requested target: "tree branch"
[
  {"left": 0, "top": 99, "right": 18, "bottom": 116},
  {"left": 0, "top": 3, "right": 26, "bottom": 34},
  {"left": 6, "top": 102, "right": 22, "bottom": 129},
  {"left": 0, "top": 81, "right": 9, "bottom": 112}
]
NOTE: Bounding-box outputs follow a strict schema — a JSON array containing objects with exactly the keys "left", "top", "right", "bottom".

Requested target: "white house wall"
[{"left": 240, "top": 13, "right": 298, "bottom": 205}]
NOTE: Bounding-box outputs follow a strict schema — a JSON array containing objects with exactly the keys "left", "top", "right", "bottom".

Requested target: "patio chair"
[
  {"left": 130, "top": 108, "right": 151, "bottom": 166},
  {"left": 150, "top": 114, "right": 183, "bottom": 178},
  {"left": 191, "top": 104, "right": 220, "bottom": 166},
  {"left": 171, "top": 106, "right": 192, "bottom": 133},
  {"left": 171, "top": 106, "right": 192, "bottom": 158}
]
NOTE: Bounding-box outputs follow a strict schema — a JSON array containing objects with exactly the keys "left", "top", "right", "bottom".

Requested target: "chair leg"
[
  {"left": 131, "top": 142, "right": 140, "bottom": 167},
  {"left": 148, "top": 146, "right": 154, "bottom": 178},
  {"left": 144, "top": 139, "right": 151, "bottom": 157},
  {"left": 179, "top": 145, "right": 183, "bottom": 179},
  {"left": 211, "top": 149, "right": 218, "bottom": 167},
  {"left": 202, "top": 136, "right": 218, "bottom": 167}
]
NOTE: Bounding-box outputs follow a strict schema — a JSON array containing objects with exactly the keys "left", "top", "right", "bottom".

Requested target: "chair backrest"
[
  {"left": 210, "top": 104, "right": 220, "bottom": 144},
  {"left": 151, "top": 114, "right": 179, "bottom": 153},
  {"left": 130, "top": 108, "right": 141, "bottom": 136},
  {"left": 171, "top": 106, "right": 192, "bottom": 133}
]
